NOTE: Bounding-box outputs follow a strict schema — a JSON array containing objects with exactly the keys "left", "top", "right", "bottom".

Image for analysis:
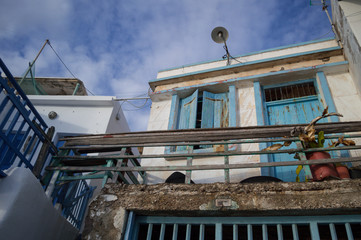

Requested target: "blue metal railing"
[
  {"left": 52, "top": 178, "right": 95, "bottom": 229},
  {"left": 0, "top": 58, "right": 56, "bottom": 177},
  {"left": 127, "top": 213, "right": 361, "bottom": 240}
]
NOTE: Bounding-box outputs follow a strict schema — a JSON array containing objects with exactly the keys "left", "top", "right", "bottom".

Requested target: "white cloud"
[{"left": 0, "top": 0, "right": 333, "bottom": 131}]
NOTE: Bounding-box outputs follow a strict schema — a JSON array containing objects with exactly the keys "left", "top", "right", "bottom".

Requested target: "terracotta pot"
[
  {"left": 336, "top": 165, "right": 350, "bottom": 179},
  {"left": 306, "top": 151, "right": 339, "bottom": 181}
]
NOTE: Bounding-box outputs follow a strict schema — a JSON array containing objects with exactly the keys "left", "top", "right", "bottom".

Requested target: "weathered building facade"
[
  {"left": 81, "top": 0, "right": 361, "bottom": 239},
  {"left": 144, "top": 37, "right": 358, "bottom": 184}
]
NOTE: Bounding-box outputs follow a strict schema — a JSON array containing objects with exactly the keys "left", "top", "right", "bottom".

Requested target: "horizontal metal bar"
[
  {"left": 56, "top": 145, "right": 361, "bottom": 161},
  {"left": 137, "top": 215, "right": 361, "bottom": 225},
  {"left": 59, "top": 174, "right": 107, "bottom": 181},
  {"left": 47, "top": 155, "right": 361, "bottom": 172},
  {"left": 113, "top": 97, "right": 150, "bottom": 101},
  {"left": 60, "top": 121, "right": 361, "bottom": 146},
  {"left": 60, "top": 133, "right": 361, "bottom": 152}
]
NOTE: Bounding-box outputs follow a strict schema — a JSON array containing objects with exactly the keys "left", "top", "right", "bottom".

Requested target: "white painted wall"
[
  {"left": 28, "top": 95, "right": 132, "bottom": 198},
  {"left": 0, "top": 168, "right": 78, "bottom": 240},
  {"left": 28, "top": 96, "right": 129, "bottom": 139},
  {"left": 326, "top": 72, "right": 361, "bottom": 160},
  {"left": 326, "top": 72, "right": 361, "bottom": 121},
  {"left": 332, "top": 0, "right": 361, "bottom": 95}
]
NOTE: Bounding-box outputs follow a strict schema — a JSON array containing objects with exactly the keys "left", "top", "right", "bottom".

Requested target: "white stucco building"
[{"left": 142, "top": 0, "right": 361, "bottom": 184}]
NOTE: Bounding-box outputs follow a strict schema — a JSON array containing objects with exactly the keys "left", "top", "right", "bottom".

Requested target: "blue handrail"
[
  {"left": 0, "top": 58, "right": 54, "bottom": 177},
  {"left": 0, "top": 58, "right": 48, "bottom": 128}
]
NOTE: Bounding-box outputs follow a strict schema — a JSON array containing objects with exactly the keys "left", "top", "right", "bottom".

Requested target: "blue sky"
[{"left": 0, "top": 0, "right": 333, "bottom": 131}]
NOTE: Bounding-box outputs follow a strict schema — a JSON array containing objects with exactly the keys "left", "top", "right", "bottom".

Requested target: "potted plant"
[{"left": 263, "top": 107, "right": 354, "bottom": 181}]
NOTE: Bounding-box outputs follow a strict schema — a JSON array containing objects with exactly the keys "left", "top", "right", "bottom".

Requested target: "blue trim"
[
  {"left": 229, "top": 85, "right": 237, "bottom": 127},
  {"left": 124, "top": 211, "right": 136, "bottom": 240},
  {"left": 265, "top": 95, "right": 319, "bottom": 107},
  {"left": 254, "top": 81, "right": 271, "bottom": 176},
  {"left": 136, "top": 215, "right": 361, "bottom": 225},
  {"left": 158, "top": 37, "right": 336, "bottom": 73},
  {"left": 151, "top": 46, "right": 341, "bottom": 83},
  {"left": 254, "top": 82, "right": 265, "bottom": 126},
  {"left": 153, "top": 61, "right": 348, "bottom": 95},
  {"left": 317, "top": 71, "right": 339, "bottom": 122}
]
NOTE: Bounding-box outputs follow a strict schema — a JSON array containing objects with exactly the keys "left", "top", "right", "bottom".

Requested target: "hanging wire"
[
  {"left": 124, "top": 98, "right": 149, "bottom": 108},
  {"left": 115, "top": 90, "right": 152, "bottom": 116},
  {"left": 309, "top": 28, "right": 334, "bottom": 42},
  {"left": 46, "top": 41, "right": 96, "bottom": 96}
]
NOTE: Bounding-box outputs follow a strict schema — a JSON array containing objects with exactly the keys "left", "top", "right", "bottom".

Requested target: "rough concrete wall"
[
  {"left": 83, "top": 180, "right": 361, "bottom": 240},
  {"left": 0, "top": 168, "right": 78, "bottom": 240},
  {"left": 332, "top": 0, "right": 361, "bottom": 95}
]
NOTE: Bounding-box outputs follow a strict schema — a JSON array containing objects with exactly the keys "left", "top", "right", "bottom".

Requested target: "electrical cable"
[
  {"left": 47, "top": 41, "right": 96, "bottom": 96},
  {"left": 223, "top": 46, "right": 245, "bottom": 64},
  {"left": 124, "top": 98, "right": 149, "bottom": 109},
  {"left": 115, "top": 91, "right": 151, "bottom": 117},
  {"left": 309, "top": 28, "right": 334, "bottom": 42}
]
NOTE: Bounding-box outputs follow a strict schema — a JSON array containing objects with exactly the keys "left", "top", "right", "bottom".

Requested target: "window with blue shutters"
[
  {"left": 167, "top": 85, "right": 236, "bottom": 153},
  {"left": 177, "top": 90, "right": 229, "bottom": 131}
]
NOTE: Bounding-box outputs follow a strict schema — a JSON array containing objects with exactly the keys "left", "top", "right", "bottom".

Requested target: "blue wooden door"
[{"left": 265, "top": 82, "right": 324, "bottom": 182}]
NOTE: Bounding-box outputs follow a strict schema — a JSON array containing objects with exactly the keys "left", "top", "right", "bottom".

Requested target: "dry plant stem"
[{"left": 304, "top": 113, "right": 343, "bottom": 133}]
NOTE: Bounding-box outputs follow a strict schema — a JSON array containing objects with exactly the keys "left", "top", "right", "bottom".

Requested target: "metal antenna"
[{"left": 211, "top": 27, "right": 231, "bottom": 65}]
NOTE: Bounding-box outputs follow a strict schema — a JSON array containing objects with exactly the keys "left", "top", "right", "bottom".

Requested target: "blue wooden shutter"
[
  {"left": 201, "top": 91, "right": 229, "bottom": 128},
  {"left": 178, "top": 90, "right": 198, "bottom": 129},
  {"left": 201, "top": 91, "right": 215, "bottom": 128},
  {"left": 177, "top": 90, "right": 198, "bottom": 151}
]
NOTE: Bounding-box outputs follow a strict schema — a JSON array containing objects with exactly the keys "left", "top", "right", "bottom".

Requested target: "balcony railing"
[{"left": 46, "top": 121, "right": 361, "bottom": 184}]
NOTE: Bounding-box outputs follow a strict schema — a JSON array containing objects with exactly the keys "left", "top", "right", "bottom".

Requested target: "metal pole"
[
  {"left": 224, "top": 41, "right": 231, "bottom": 65},
  {"left": 72, "top": 83, "right": 80, "bottom": 96},
  {"left": 19, "top": 39, "right": 50, "bottom": 85},
  {"left": 113, "top": 97, "right": 150, "bottom": 101},
  {"left": 321, "top": 0, "right": 343, "bottom": 48}
]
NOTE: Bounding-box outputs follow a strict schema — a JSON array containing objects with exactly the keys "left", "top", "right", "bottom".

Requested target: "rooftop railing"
[{"left": 46, "top": 121, "right": 361, "bottom": 184}]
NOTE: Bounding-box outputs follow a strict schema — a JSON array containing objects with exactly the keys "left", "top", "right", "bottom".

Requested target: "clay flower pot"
[
  {"left": 336, "top": 165, "right": 350, "bottom": 179},
  {"left": 307, "top": 151, "right": 339, "bottom": 181}
]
